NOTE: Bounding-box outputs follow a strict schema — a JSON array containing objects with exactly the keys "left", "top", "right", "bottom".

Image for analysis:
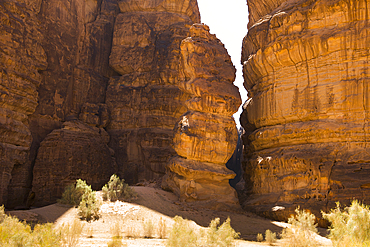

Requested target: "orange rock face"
[
  {"left": 106, "top": 0, "right": 199, "bottom": 183},
  {"left": 241, "top": 0, "right": 370, "bottom": 220},
  {"left": 0, "top": 0, "right": 47, "bottom": 208},
  {"left": 162, "top": 24, "right": 241, "bottom": 210}
]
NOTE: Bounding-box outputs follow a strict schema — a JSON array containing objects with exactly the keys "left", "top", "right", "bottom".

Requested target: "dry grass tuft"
[
  {"left": 157, "top": 217, "right": 167, "bottom": 239},
  {"left": 59, "top": 219, "right": 84, "bottom": 247},
  {"left": 281, "top": 207, "right": 318, "bottom": 247}
]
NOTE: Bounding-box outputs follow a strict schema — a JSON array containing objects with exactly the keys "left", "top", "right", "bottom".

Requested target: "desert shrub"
[
  {"left": 158, "top": 217, "right": 167, "bottom": 239},
  {"left": 204, "top": 217, "right": 239, "bottom": 247},
  {"left": 167, "top": 216, "right": 198, "bottom": 247},
  {"left": 59, "top": 219, "right": 84, "bottom": 247},
  {"left": 102, "top": 174, "right": 137, "bottom": 202},
  {"left": 281, "top": 207, "right": 318, "bottom": 247},
  {"left": 256, "top": 233, "right": 263, "bottom": 242},
  {"left": 143, "top": 219, "right": 154, "bottom": 238},
  {"left": 323, "top": 200, "right": 370, "bottom": 247},
  {"left": 58, "top": 179, "right": 90, "bottom": 206},
  {"left": 265, "top": 229, "right": 277, "bottom": 245},
  {"left": 0, "top": 206, "right": 60, "bottom": 247},
  {"left": 167, "top": 216, "right": 239, "bottom": 247},
  {"left": 78, "top": 188, "right": 101, "bottom": 221}
]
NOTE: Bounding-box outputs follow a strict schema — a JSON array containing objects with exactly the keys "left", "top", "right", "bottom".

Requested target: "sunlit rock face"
[
  {"left": 162, "top": 24, "right": 241, "bottom": 210},
  {"left": 241, "top": 0, "right": 370, "bottom": 221},
  {"left": 0, "top": 0, "right": 47, "bottom": 208},
  {"left": 106, "top": 0, "right": 200, "bottom": 183}
]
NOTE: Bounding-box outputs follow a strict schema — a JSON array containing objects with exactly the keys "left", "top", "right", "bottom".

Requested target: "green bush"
[
  {"left": 167, "top": 216, "right": 239, "bottom": 247},
  {"left": 281, "top": 207, "right": 318, "bottom": 247},
  {"left": 58, "top": 179, "right": 91, "bottom": 206},
  {"left": 78, "top": 188, "right": 101, "bottom": 222},
  {"left": 102, "top": 174, "right": 137, "bottom": 202},
  {"left": 323, "top": 200, "right": 370, "bottom": 247},
  {"left": 58, "top": 179, "right": 101, "bottom": 221}
]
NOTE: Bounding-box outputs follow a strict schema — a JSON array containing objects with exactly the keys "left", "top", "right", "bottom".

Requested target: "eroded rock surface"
[
  {"left": 0, "top": 0, "right": 47, "bottom": 207},
  {"left": 106, "top": 0, "right": 200, "bottom": 183},
  {"left": 241, "top": 0, "right": 370, "bottom": 220},
  {"left": 162, "top": 24, "right": 241, "bottom": 210},
  {"left": 32, "top": 121, "right": 116, "bottom": 207}
]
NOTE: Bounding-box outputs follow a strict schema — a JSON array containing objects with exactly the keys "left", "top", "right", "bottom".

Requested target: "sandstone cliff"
[
  {"left": 106, "top": 0, "right": 199, "bottom": 184},
  {"left": 162, "top": 24, "right": 241, "bottom": 210},
  {"left": 1, "top": 0, "right": 241, "bottom": 209},
  {"left": 241, "top": 0, "right": 370, "bottom": 220},
  {"left": 0, "top": 0, "right": 47, "bottom": 208}
]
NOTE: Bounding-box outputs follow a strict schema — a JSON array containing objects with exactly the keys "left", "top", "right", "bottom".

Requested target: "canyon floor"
[{"left": 9, "top": 185, "right": 332, "bottom": 246}]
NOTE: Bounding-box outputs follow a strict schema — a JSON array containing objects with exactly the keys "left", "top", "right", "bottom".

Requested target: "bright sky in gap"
[{"left": 197, "top": 0, "right": 249, "bottom": 128}]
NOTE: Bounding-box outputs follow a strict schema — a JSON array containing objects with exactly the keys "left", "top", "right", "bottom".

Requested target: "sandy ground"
[{"left": 9, "top": 186, "right": 332, "bottom": 247}]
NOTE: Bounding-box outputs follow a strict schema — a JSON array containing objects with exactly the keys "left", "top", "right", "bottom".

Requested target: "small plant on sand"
[
  {"left": 256, "top": 233, "right": 263, "bottom": 242},
  {"left": 167, "top": 216, "right": 198, "bottom": 247},
  {"left": 203, "top": 217, "right": 240, "bottom": 247},
  {"left": 281, "top": 207, "right": 318, "bottom": 247},
  {"left": 102, "top": 174, "right": 137, "bottom": 202},
  {"left": 59, "top": 219, "right": 84, "bottom": 247},
  {"left": 78, "top": 188, "right": 101, "bottom": 221},
  {"left": 58, "top": 179, "right": 90, "bottom": 205},
  {"left": 143, "top": 219, "right": 155, "bottom": 238},
  {"left": 158, "top": 217, "right": 167, "bottom": 239},
  {"left": 322, "top": 200, "right": 370, "bottom": 247},
  {"left": 265, "top": 229, "right": 277, "bottom": 245},
  {"left": 167, "top": 216, "right": 239, "bottom": 247},
  {"left": 59, "top": 179, "right": 101, "bottom": 221}
]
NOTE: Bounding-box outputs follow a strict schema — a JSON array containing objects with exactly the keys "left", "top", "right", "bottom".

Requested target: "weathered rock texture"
[
  {"left": 32, "top": 121, "right": 116, "bottom": 207},
  {"left": 241, "top": 0, "right": 370, "bottom": 220},
  {"left": 1, "top": 0, "right": 241, "bottom": 209},
  {"left": 0, "top": 0, "right": 47, "bottom": 208},
  {"left": 162, "top": 24, "right": 241, "bottom": 210},
  {"left": 106, "top": 0, "right": 200, "bottom": 184},
  {"left": 30, "top": 0, "right": 120, "bottom": 207}
]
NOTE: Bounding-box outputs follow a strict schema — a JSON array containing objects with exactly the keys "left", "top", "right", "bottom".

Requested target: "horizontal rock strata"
[
  {"left": 241, "top": 0, "right": 370, "bottom": 220},
  {"left": 163, "top": 24, "right": 241, "bottom": 210},
  {"left": 106, "top": 0, "right": 200, "bottom": 183}
]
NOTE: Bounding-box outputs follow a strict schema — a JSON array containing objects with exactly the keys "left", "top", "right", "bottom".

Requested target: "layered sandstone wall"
[
  {"left": 241, "top": 0, "right": 370, "bottom": 220},
  {"left": 106, "top": 0, "right": 199, "bottom": 184},
  {"left": 0, "top": 0, "right": 47, "bottom": 208},
  {"left": 162, "top": 24, "right": 241, "bottom": 210},
  {"left": 1, "top": 0, "right": 241, "bottom": 208}
]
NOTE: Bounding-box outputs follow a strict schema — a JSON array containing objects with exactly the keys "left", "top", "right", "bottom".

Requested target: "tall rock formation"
[
  {"left": 1, "top": 0, "right": 241, "bottom": 209},
  {"left": 241, "top": 0, "right": 370, "bottom": 220},
  {"left": 0, "top": 0, "right": 47, "bottom": 208},
  {"left": 162, "top": 24, "right": 241, "bottom": 210},
  {"left": 30, "top": 0, "right": 119, "bottom": 207},
  {"left": 106, "top": 0, "right": 199, "bottom": 183}
]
